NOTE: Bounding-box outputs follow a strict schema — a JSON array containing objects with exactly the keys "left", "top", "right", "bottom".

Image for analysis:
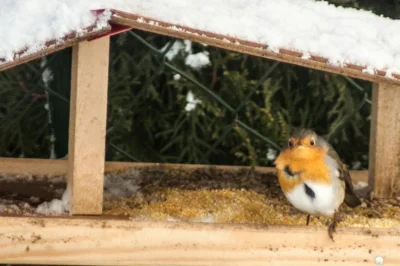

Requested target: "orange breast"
[{"left": 275, "top": 147, "right": 331, "bottom": 193}]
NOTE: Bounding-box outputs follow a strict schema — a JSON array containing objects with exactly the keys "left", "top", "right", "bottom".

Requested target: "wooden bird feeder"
[{"left": 0, "top": 5, "right": 399, "bottom": 266}]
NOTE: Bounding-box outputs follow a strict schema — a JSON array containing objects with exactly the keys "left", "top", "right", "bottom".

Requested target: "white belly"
[{"left": 285, "top": 181, "right": 344, "bottom": 217}]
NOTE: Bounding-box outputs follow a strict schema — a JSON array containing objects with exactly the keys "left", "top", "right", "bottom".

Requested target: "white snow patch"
[
  {"left": 41, "top": 69, "right": 53, "bottom": 86},
  {"left": 161, "top": 41, "right": 184, "bottom": 61},
  {"left": 2, "top": 1, "right": 400, "bottom": 75},
  {"left": 166, "top": 217, "right": 181, "bottom": 222},
  {"left": 354, "top": 181, "right": 368, "bottom": 190},
  {"left": 36, "top": 186, "right": 71, "bottom": 215},
  {"left": 40, "top": 58, "right": 53, "bottom": 87},
  {"left": 173, "top": 73, "right": 181, "bottom": 80},
  {"left": 198, "top": 216, "right": 214, "bottom": 223},
  {"left": 104, "top": 169, "right": 141, "bottom": 198},
  {"left": 266, "top": 148, "right": 277, "bottom": 161},
  {"left": 301, "top": 52, "right": 311, "bottom": 60},
  {"left": 362, "top": 66, "right": 376, "bottom": 75},
  {"left": 385, "top": 68, "right": 399, "bottom": 78},
  {"left": 184, "top": 40, "right": 192, "bottom": 53},
  {"left": 41, "top": 58, "right": 56, "bottom": 159},
  {"left": 267, "top": 46, "right": 280, "bottom": 54},
  {"left": 0, "top": 1, "right": 112, "bottom": 64},
  {"left": 185, "top": 91, "right": 202, "bottom": 112},
  {"left": 35, "top": 169, "right": 142, "bottom": 215},
  {"left": 185, "top": 52, "right": 210, "bottom": 69},
  {"left": 351, "top": 161, "right": 362, "bottom": 170}
]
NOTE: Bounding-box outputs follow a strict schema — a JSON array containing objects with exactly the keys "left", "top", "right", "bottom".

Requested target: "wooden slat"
[
  {"left": 0, "top": 157, "right": 68, "bottom": 176},
  {"left": 0, "top": 216, "right": 398, "bottom": 266},
  {"left": 369, "top": 83, "right": 400, "bottom": 198},
  {"left": 67, "top": 37, "right": 110, "bottom": 215},
  {"left": 0, "top": 157, "right": 369, "bottom": 185},
  {"left": 110, "top": 10, "right": 400, "bottom": 86},
  {"left": 0, "top": 25, "right": 111, "bottom": 73}
]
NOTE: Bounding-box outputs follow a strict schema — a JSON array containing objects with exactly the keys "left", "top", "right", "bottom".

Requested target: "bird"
[{"left": 274, "top": 128, "right": 361, "bottom": 241}]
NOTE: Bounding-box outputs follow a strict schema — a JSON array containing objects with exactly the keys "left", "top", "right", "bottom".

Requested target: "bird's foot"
[
  {"left": 328, "top": 212, "right": 344, "bottom": 242},
  {"left": 328, "top": 221, "right": 337, "bottom": 241},
  {"left": 306, "top": 214, "right": 311, "bottom": 226}
]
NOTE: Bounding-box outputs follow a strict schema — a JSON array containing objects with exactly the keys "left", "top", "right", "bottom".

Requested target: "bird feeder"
[{"left": 0, "top": 3, "right": 399, "bottom": 265}]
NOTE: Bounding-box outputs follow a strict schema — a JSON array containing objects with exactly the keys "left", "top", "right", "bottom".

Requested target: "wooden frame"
[
  {"left": 0, "top": 158, "right": 392, "bottom": 266},
  {"left": 67, "top": 37, "right": 110, "bottom": 215},
  {"left": 0, "top": 216, "right": 398, "bottom": 266},
  {"left": 369, "top": 83, "right": 400, "bottom": 198},
  {"left": 109, "top": 9, "right": 400, "bottom": 198},
  {"left": 0, "top": 7, "right": 399, "bottom": 266},
  {"left": 0, "top": 25, "right": 111, "bottom": 73}
]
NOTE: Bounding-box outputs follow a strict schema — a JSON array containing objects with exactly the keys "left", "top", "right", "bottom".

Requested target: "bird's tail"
[{"left": 344, "top": 191, "right": 362, "bottom": 208}]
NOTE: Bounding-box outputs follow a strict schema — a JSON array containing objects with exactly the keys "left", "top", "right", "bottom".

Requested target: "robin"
[{"left": 274, "top": 128, "right": 361, "bottom": 241}]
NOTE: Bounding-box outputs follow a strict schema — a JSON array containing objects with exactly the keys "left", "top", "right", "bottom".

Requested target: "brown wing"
[{"left": 327, "top": 147, "right": 362, "bottom": 208}]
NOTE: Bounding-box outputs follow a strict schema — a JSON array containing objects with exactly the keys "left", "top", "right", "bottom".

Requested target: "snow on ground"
[
  {"left": 36, "top": 186, "right": 71, "bottom": 215},
  {"left": 34, "top": 168, "right": 143, "bottom": 215},
  {"left": 2, "top": 1, "right": 400, "bottom": 74}
]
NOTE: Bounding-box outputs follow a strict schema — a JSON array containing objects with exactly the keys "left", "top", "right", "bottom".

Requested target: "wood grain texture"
[
  {"left": 68, "top": 37, "right": 110, "bottom": 215},
  {"left": 369, "top": 83, "right": 400, "bottom": 198},
  {"left": 110, "top": 10, "right": 400, "bottom": 85},
  {"left": 0, "top": 157, "right": 369, "bottom": 185},
  {"left": 0, "top": 216, "right": 398, "bottom": 266}
]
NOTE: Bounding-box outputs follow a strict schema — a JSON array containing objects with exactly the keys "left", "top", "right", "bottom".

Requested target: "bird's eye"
[
  {"left": 288, "top": 139, "right": 293, "bottom": 147},
  {"left": 310, "top": 139, "right": 315, "bottom": 146}
]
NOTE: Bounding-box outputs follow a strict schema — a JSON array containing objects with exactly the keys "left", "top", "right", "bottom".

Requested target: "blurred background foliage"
[{"left": 0, "top": 0, "right": 399, "bottom": 169}]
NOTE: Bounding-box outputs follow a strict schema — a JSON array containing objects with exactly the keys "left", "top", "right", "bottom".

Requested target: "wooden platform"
[
  {"left": 0, "top": 157, "right": 395, "bottom": 265},
  {"left": 0, "top": 216, "right": 398, "bottom": 266}
]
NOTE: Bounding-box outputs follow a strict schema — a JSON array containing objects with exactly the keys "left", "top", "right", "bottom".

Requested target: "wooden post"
[
  {"left": 369, "top": 83, "right": 400, "bottom": 198},
  {"left": 67, "top": 37, "right": 110, "bottom": 215}
]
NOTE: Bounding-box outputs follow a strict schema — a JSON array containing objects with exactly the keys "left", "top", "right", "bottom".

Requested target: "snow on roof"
[
  {"left": 2, "top": 0, "right": 400, "bottom": 80},
  {"left": 0, "top": 1, "right": 113, "bottom": 71}
]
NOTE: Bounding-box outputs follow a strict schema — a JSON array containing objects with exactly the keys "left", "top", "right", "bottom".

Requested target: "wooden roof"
[
  {"left": 0, "top": 24, "right": 109, "bottom": 72},
  {"left": 1, "top": 9, "right": 399, "bottom": 85}
]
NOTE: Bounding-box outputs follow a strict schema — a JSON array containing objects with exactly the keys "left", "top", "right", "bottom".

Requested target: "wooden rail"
[
  {"left": 0, "top": 157, "right": 368, "bottom": 184},
  {"left": 0, "top": 216, "right": 398, "bottom": 266}
]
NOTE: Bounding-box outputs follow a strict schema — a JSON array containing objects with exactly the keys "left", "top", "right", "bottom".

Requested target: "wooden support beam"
[
  {"left": 0, "top": 157, "right": 369, "bottom": 185},
  {"left": 0, "top": 217, "right": 398, "bottom": 266},
  {"left": 369, "top": 83, "right": 400, "bottom": 198},
  {"left": 67, "top": 37, "right": 110, "bottom": 215}
]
